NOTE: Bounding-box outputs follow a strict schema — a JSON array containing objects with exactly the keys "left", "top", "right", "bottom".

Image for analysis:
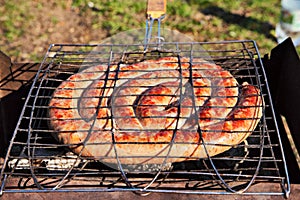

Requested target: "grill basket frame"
[{"left": 0, "top": 40, "right": 290, "bottom": 197}]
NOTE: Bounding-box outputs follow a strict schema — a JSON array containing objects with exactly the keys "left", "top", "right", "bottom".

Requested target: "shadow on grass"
[{"left": 200, "top": 6, "right": 277, "bottom": 41}]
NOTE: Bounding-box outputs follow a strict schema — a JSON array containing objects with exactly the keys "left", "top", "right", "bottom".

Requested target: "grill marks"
[
  {"left": 197, "top": 82, "right": 263, "bottom": 146},
  {"left": 51, "top": 56, "right": 247, "bottom": 131},
  {"left": 48, "top": 56, "right": 263, "bottom": 164},
  {"left": 111, "top": 69, "right": 209, "bottom": 130}
]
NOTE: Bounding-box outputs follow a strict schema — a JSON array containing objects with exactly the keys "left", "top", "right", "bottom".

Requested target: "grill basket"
[{"left": 0, "top": 40, "right": 290, "bottom": 197}]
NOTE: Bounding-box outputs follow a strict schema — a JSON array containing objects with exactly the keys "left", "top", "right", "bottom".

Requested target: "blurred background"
[{"left": 0, "top": 0, "right": 299, "bottom": 63}]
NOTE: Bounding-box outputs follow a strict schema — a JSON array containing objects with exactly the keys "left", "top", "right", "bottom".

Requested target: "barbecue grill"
[
  {"left": 0, "top": 0, "right": 292, "bottom": 198},
  {"left": 0, "top": 39, "right": 290, "bottom": 197}
]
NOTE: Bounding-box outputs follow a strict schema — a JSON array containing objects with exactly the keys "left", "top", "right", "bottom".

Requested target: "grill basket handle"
[
  {"left": 144, "top": 0, "right": 167, "bottom": 50},
  {"left": 146, "top": 0, "right": 167, "bottom": 20}
]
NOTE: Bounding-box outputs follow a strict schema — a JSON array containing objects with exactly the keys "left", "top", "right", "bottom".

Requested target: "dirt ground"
[
  {"left": 0, "top": 0, "right": 285, "bottom": 63},
  {"left": 1, "top": 1, "right": 112, "bottom": 62}
]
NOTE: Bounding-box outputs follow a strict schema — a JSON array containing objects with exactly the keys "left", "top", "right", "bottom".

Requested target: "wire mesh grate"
[{"left": 0, "top": 40, "right": 289, "bottom": 197}]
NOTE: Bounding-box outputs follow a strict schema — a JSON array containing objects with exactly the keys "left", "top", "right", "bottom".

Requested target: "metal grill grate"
[{"left": 0, "top": 40, "right": 290, "bottom": 197}]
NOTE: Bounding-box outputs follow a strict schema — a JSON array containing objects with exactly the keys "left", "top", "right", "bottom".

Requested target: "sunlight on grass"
[{"left": 0, "top": 0, "right": 299, "bottom": 61}]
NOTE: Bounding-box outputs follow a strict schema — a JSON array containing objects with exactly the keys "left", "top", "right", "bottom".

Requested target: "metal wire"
[
  {"left": 0, "top": 41, "right": 290, "bottom": 197},
  {"left": 144, "top": 15, "right": 165, "bottom": 51}
]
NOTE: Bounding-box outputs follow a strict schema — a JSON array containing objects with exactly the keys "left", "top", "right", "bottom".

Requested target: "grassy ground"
[{"left": 0, "top": 0, "right": 299, "bottom": 62}]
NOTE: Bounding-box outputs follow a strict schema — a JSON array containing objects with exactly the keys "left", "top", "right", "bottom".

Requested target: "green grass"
[
  {"left": 0, "top": 0, "right": 299, "bottom": 62},
  {"left": 0, "top": 1, "right": 33, "bottom": 60}
]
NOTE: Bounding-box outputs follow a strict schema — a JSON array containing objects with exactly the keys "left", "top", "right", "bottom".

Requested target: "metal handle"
[{"left": 144, "top": 0, "right": 167, "bottom": 50}]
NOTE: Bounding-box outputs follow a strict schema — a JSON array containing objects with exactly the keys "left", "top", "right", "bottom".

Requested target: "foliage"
[{"left": 0, "top": 0, "right": 299, "bottom": 61}]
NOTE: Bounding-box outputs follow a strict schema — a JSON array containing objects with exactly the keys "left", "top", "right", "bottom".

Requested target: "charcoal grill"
[
  {"left": 0, "top": 0, "right": 292, "bottom": 198},
  {"left": 0, "top": 39, "right": 290, "bottom": 197}
]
